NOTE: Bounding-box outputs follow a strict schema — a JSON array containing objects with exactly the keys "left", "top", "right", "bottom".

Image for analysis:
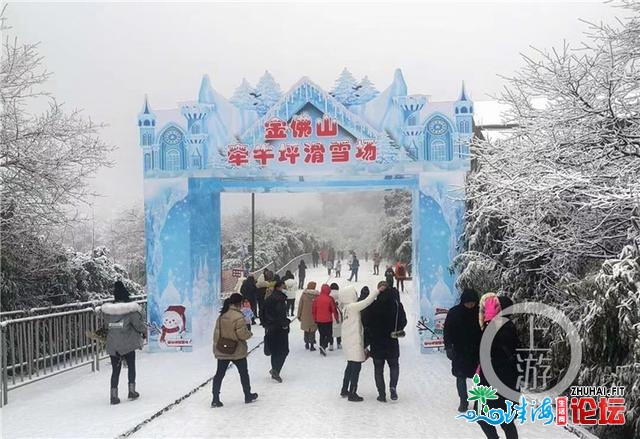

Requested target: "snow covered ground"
[{"left": 1, "top": 262, "right": 578, "bottom": 439}]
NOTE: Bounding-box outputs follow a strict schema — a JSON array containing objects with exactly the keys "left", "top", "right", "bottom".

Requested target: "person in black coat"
[
  {"left": 443, "top": 288, "right": 482, "bottom": 412},
  {"left": 361, "top": 281, "right": 407, "bottom": 402},
  {"left": 384, "top": 266, "right": 395, "bottom": 288},
  {"left": 476, "top": 294, "right": 520, "bottom": 439},
  {"left": 262, "top": 280, "right": 290, "bottom": 383},
  {"left": 240, "top": 276, "right": 258, "bottom": 325},
  {"left": 297, "top": 259, "right": 307, "bottom": 289}
]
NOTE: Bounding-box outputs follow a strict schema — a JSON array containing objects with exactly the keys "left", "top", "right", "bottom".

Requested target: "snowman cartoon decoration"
[{"left": 159, "top": 305, "right": 186, "bottom": 347}]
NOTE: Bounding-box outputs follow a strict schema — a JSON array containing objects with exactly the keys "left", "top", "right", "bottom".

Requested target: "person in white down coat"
[
  {"left": 337, "top": 284, "right": 380, "bottom": 401},
  {"left": 330, "top": 283, "right": 342, "bottom": 350}
]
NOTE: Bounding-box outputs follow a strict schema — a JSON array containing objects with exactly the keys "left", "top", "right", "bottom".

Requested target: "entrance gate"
[{"left": 138, "top": 70, "right": 473, "bottom": 352}]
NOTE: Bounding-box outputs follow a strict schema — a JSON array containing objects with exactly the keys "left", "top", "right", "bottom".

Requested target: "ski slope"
[{"left": 1, "top": 262, "right": 578, "bottom": 439}]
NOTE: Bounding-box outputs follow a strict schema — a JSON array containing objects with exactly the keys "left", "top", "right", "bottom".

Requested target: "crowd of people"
[{"left": 100, "top": 253, "right": 517, "bottom": 439}]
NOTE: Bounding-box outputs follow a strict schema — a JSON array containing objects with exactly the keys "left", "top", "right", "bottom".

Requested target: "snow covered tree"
[
  {"left": 379, "top": 190, "right": 412, "bottom": 263},
  {"left": 353, "top": 75, "right": 379, "bottom": 105},
  {"left": 330, "top": 68, "right": 359, "bottom": 107},
  {"left": 0, "top": 21, "right": 113, "bottom": 309},
  {"left": 254, "top": 71, "right": 282, "bottom": 116},
  {"left": 457, "top": 2, "right": 640, "bottom": 303},
  {"left": 578, "top": 209, "right": 640, "bottom": 439},
  {"left": 106, "top": 205, "right": 146, "bottom": 285},
  {"left": 229, "top": 78, "right": 258, "bottom": 111}
]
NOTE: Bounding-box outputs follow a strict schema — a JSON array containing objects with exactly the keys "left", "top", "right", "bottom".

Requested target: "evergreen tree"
[
  {"left": 254, "top": 71, "right": 282, "bottom": 116},
  {"left": 230, "top": 78, "right": 258, "bottom": 111},
  {"left": 330, "top": 68, "right": 358, "bottom": 107},
  {"left": 353, "top": 75, "right": 379, "bottom": 105}
]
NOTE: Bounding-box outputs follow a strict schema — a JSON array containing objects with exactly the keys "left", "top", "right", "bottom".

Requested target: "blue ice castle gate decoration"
[{"left": 139, "top": 69, "right": 473, "bottom": 352}]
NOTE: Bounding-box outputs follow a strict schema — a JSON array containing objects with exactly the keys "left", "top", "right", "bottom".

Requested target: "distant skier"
[
  {"left": 101, "top": 281, "right": 146, "bottom": 405},
  {"left": 348, "top": 255, "right": 360, "bottom": 282},
  {"left": 443, "top": 288, "right": 481, "bottom": 412},
  {"left": 362, "top": 282, "right": 407, "bottom": 402},
  {"left": 312, "top": 284, "right": 339, "bottom": 356},
  {"left": 263, "top": 280, "right": 290, "bottom": 383},
  {"left": 297, "top": 259, "right": 307, "bottom": 289},
  {"left": 338, "top": 284, "right": 380, "bottom": 401},
  {"left": 297, "top": 281, "right": 319, "bottom": 351}
]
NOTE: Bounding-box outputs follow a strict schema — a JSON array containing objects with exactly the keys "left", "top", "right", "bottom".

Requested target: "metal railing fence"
[{"left": 0, "top": 297, "right": 147, "bottom": 406}]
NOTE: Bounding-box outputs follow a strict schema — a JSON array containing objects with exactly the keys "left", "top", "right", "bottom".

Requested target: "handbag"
[
  {"left": 216, "top": 319, "right": 238, "bottom": 355},
  {"left": 390, "top": 299, "right": 406, "bottom": 339}
]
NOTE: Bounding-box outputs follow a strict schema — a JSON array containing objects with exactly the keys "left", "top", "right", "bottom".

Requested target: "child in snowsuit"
[{"left": 241, "top": 299, "right": 254, "bottom": 331}]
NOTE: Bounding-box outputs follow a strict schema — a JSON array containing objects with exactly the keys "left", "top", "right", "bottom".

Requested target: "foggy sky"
[{"left": 5, "top": 1, "right": 624, "bottom": 220}]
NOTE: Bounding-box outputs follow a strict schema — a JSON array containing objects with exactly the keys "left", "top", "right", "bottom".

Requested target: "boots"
[
  {"left": 211, "top": 394, "right": 223, "bottom": 408},
  {"left": 305, "top": 342, "right": 309, "bottom": 350},
  {"left": 390, "top": 387, "right": 398, "bottom": 401},
  {"left": 348, "top": 385, "right": 363, "bottom": 402},
  {"left": 340, "top": 387, "right": 349, "bottom": 398},
  {"left": 458, "top": 400, "right": 469, "bottom": 412},
  {"left": 110, "top": 388, "right": 120, "bottom": 405},
  {"left": 128, "top": 383, "right": 140, "bottom": 400},
  {"left": 245, "top": 392, "right": 259, "bottom": 404},
  {"left": 309, "top": 344, "right": 316, "bottom": 351}
]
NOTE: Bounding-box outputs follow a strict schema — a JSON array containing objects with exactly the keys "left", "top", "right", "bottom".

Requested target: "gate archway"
[{"left": 139, "top": 70, "right": 473, "bottom": 352}]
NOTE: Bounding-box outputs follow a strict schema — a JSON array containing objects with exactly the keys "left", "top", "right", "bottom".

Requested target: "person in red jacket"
[{"left": 312, "top": 284, "right": 339, "bottom": 356}]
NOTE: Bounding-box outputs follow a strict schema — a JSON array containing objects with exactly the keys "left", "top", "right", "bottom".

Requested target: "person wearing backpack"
[
  {"left": 101, "top": 281, "right": 147, "bottom": 405},
  {"left": 362, "top": 282, "right": 407, "bottom": 402},
  {"left": 211, "top": 293, "right": 258, "bottom": 407}
]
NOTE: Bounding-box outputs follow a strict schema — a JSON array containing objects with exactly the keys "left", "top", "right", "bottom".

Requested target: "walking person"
[
  {"left": 298, "top": 259, "right": 307, "bottom": 289},
  {"left": 283, "top": 274, "right": 297, "bottom": 317},
  {"left": 312, "top": 284, "right": 339, "bottom": 356},
  {"left": 443, "top": 288, "right": 482, "bottom": 412},
  {"left": 256, "top": 269, "right": 270, "bottom": 324},
  {"left": 101, "top": 281, "right": 146, "bottom": 405},
  {"left": 338, "top": 285, "right": 380, "bottom": 401},
  {"left": 240, "top": 275, "right": 258, "bottom": 325},
  {"left": 362, "top": 282, "right": 407, "bottom": 402},
  {"left": 262, "top": 280, "right": 290, "bottom": 383},
  {"left": 335, "top": 260, "right": 342, "bottom": 278},
  {"left": 329, "top": 283, "right": 343, "bottom": 350},
  {"left": 211, "top": 293, "right": 258, "bottom": 407},
  {"left": 312, "top": 249, "right": 319, "bottom": 268},
  {"left": 475, "top": 294, "right": 520, "bottom": 439},
  {"left": 372, "top": 252, "right": 381, "bottom": 275},
  {"left": 395, "top": 261, "right": 407, "bottom": 293},
  {"left": 326, "top": 259, "right": 333, "bottom": 277},
  {"left": 297, "top": 281, "right": 319, "bottom": 351},
  {"left": 384, "top": 265, "right": 395, "bottom": 289},
  {"left": 348, "top": 254, "right": 360, "bottom": 282}
]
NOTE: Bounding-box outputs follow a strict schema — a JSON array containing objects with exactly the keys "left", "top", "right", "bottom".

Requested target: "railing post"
[{"left": 1, "top": 324, "right": 8, "bottom": 406}]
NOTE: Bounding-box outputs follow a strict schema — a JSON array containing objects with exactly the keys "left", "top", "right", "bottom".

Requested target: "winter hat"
[
  {"left": 113, "top": 281, "right": 130, "bottom": 303},
  {"left": 330, "top": 283, "right": 339, "bottom": 291},
  {"left": 478, "top": 293, "right": 500, "bottom": 328},
  {"left": 164, "top": 305, "right": 186, "bottom": 330},
  {"left": 460, "top": 288, "right": 478, "bottom": 304},
  {"left": 320, "top": 284, "right": 331, "bottom": 295},
  {"left": 306, "top": 281, "right": 317, "bottom": 290}
]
